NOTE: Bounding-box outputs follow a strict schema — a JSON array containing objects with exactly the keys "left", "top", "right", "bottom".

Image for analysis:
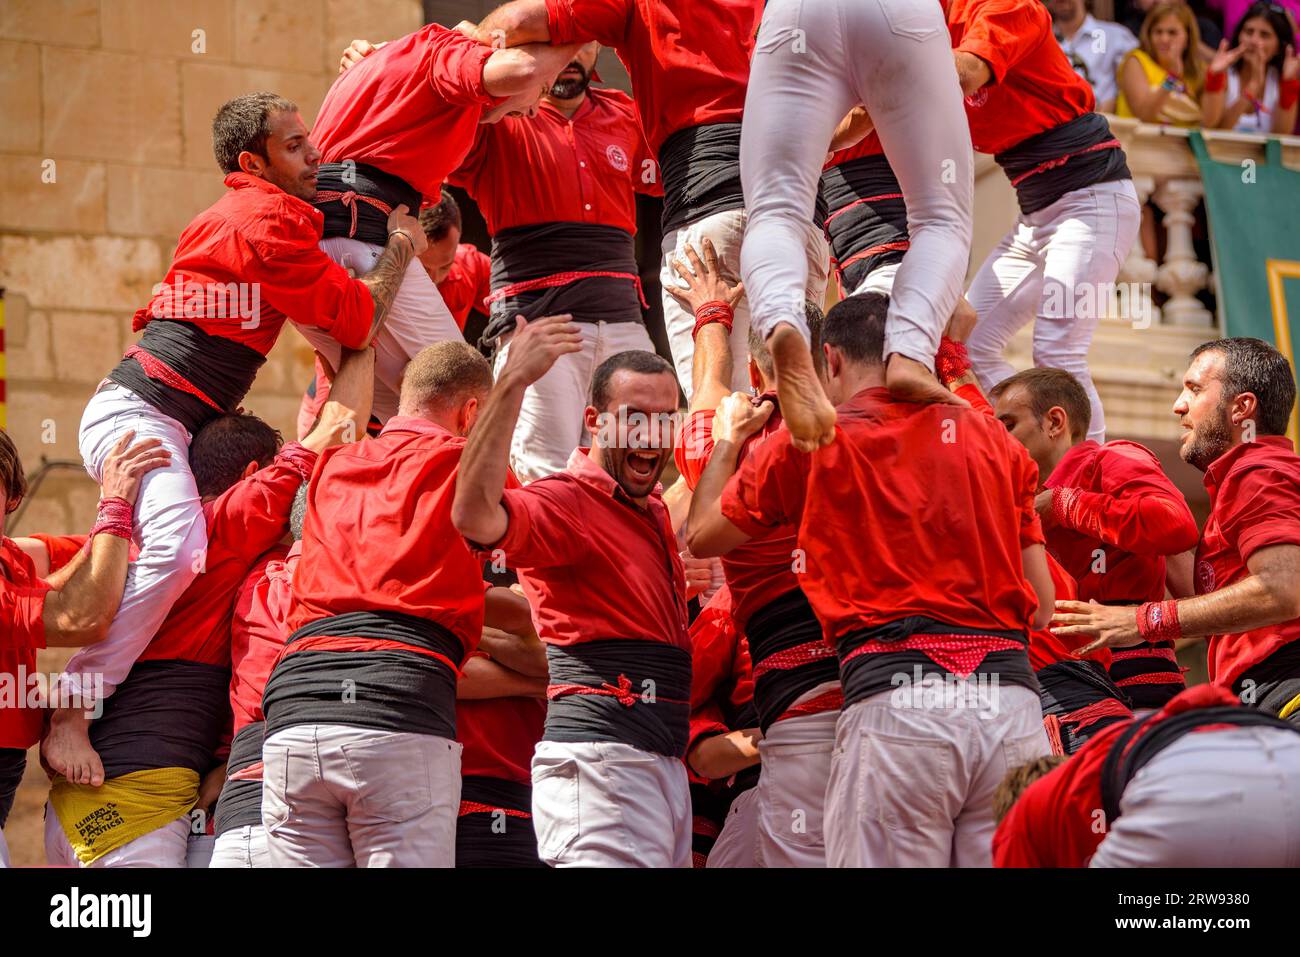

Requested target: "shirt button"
[
  {"left": 585, "top": 204, "right": 591, "bottom": 210},
  {"left": 580, "top": 161, "right": 586, "bottom": 168}
]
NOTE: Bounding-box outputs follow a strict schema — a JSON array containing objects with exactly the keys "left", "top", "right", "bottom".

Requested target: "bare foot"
[
  {"left": 42, "top": 707, "right": 104, "bottom": 787},
  {"left": 770, "top": 323, "right": 836, "bottom": 452},
  {"left": 887, "top": 353, "right": 970, "bottom": 407}
]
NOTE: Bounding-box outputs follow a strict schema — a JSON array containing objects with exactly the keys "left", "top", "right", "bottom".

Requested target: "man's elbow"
[
  {"left": 47, "top": 615, "right": 109, "bottom": 648},
  {"left": 684, "top": 521, "right": 720, "bottom": 559}
]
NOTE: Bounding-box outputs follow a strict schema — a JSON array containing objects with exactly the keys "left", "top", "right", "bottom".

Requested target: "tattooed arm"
[{"left": 355, "top": 203, "right": 429, "bottom": 343}]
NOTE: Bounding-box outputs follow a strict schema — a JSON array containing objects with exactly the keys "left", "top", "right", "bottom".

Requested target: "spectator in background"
[
  {"left": 1205, "top": 0, "right": 1298, "bottom": 37},
  {"left": 1125, "top": 0, "right": 1224, "bottom": 55},
  {"left": 1202, "top": 1, "right": 1300, "bottom": 133},
  {"left": 1049, "top": 0, "right": 1140, "bottom": 111},
  {"left": 1117, "top": 3, "right": 1212, "bottom": 125}
]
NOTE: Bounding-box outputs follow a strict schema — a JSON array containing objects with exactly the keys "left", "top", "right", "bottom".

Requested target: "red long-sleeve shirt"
[
  {"left": 687, "top": 586, "right": 755, "bottom": 762},
  {"left": 229, "top": 543, "right": 296, "bottom": 736},
  {"left": 439, "top": 244, "right": 493, "bottom": 331},
  {"left": 0, "top": 538, "right": 48, "bottom": 749},
  {"left": 1044, "top": 440, "right": 1199, "bottom": 604}
]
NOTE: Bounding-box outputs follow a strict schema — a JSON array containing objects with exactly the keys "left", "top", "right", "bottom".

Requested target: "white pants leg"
[
  {"left": 44, "top": 803, "right": 191, "bottom": 867},
  {"left": 824, "top": 683, "right": 1048, "bottom": 868},
  {"left": 261, "top": 724, "right": 462, "bottom": 868},
  {"left": 530, "top": 740, "right": 692, "bottom": 868},
  {"left": 493, "top": 321, "right": 656, "bottom": 483},
  {"left": 65, "top": 385, "right": 208, "bottom": 699},
  {"left": 705, "top": 786, "right": 761, "bottom": 868},
  {"left": 185, "top": 831, "right": 215, "bottom": 868},
  {"left": 753, "top": 710, "right": 838, "bottom": 868},
  {"left": 661, "top": 209, "right": 828, "bottom": 401},
  {"left": 209, "top": 824, "right": 272, "bottom": 868},
  {"left": 740, "top": 0, "right": 972, "bottom": 368},
  {"left": 967, "top": 179, "right": 1140, "bottom": 442},
  {"left": 849, "top": 261, "right": 901, "bottom": 298},
  {"left": 299, "top": 237, "right": 463, "bottom": 424},
  {"left": 1090, "top": 726, "right": 1300, "bottom": 867}
]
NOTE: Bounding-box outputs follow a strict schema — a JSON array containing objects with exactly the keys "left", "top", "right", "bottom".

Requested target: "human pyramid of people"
[{"left": 2, "top": 0, "right": 1299, "bottom": 870}]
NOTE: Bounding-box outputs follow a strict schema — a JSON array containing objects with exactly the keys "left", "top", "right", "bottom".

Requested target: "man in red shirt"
[
  {"left": 952, "top": 0, "right": 1140, "bottom": 444},
  {"left": 0, "top": 431, "right": 165, "bottom": 868},
  {"left": 262, "top": 341, "right": 530, "bottom": 867},
  {"left": 819, "top": 133, "right": 910, "bottom": 302},
  {"left": 471, "top": 0, "right": 830, "bottom": 406},
  {"left": 993, "top": 685, "right": 1300, "bottom": 867},
  {"left": 992, "top": 367, "right": 1199, "bottom": 709},
  {"left": 52, "top": 91, "right": 425, "bottom": 789},
  {"left": 1056, "top": 338, "right": 1300, "bottom": 726},
  {"left": 454, "top": 318, "right": 695, "bottom": 867},
  {"left": 304, "top": 22, "right": 580, "bottom": 424},
  {"left": 688, "top": 292, "right": 1054, "bottom": 867}
]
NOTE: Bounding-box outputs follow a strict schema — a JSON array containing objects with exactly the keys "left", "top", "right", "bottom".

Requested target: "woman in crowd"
[
  {"left": 1202, "top": 2, "right": 1300, "bottom": 134},
  {"left": 1117, "top": 2, "right": 1212, "bottom": 126}
]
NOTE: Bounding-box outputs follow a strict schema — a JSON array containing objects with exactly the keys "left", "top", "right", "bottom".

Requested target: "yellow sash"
[{"left": 50, "top": 768, "right": 198, "bottom": 865}]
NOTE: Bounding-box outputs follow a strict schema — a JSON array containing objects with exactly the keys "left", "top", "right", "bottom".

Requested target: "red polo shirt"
[
  {"left": 132, "top": 174, "right": 374, "bottom": 352},
  {"left": 229, "top": 543, "right": 295, "bottom": 736},
  {"left": 458, "top": 695, "right": 547, "bottom": 786},
  {"left": 288, "top": 416, "right": 488, "bottom": 657},
  {"left": 490, "top": 447, "right": 689, "bottom": 650},
  {"left": 142, "top": 444, "right": 315, "bottom": 667},
  {"left": 1, "top": 538, "right": 48, "bottom": 748},
  {"left": 439, "top": 244, "right": 492, "bottom": 331},
  {"left": 312, "top": 23, "right": 504, "bottom": 200},
  {"left": 1044, "top": 440, "right": 1199, "bottom": 604},
  {"left": 722, "top": 388, "right": 1043, "bottom": 642},
  {"left": 544, "top": 0, "right": 761, "bottom": 155},
  {"left": 1197, "top": 436, "right": 1300, "bottom": 688},
  {"left": 451, "top": 88, "right": 660, "bottom": 236},
  {"left": 675, "top": 404, "right": 801, "bottom": 626},
  {"left": 688, "top": 586, "right": 755, "bottom": 760},
  {"left": 946, "top": 0, "right": 1094, "bottom": 154}
]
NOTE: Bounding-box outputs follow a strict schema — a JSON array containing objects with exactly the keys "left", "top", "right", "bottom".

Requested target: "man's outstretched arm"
[{"left": 475, "top": 1, "right": 554, "bottom": 45}]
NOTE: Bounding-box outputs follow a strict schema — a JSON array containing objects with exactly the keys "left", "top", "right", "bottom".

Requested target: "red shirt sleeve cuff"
[
  {"left": 1236, "top": 524, "right": 1300, "bottom": 563},
  {"left": 957, "top": 40, "right": 1006, "bottom": 84},
  {"left": 474, "top": 489, "right": 533, "bottom": 562},
  {"left": 333, "top": 283, "right": 375, "bottom": 351}
]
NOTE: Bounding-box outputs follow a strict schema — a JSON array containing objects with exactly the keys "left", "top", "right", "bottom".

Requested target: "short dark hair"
[
  {"left": 212, "top": 92, "right": 299, "bottom": 175},
  {"left": 822, "top": 293, "right": 887, "bottom": 367},
  {"left": 1190, "top": 337, "right": 1296, "bottom": 436},
  {"left": 989, "top": 367, "right": 1093, "bottom": 442},
  {"left": 747, "top": 300, "right": 824, "bottom": 380},
  {"left": 590, "top": 350, "right": 677, "bottom": 410},
  {"left": 0, "top": 429, "right": 26, "bottom": 514},
  {"left": 289, "top": 482, "right": 309, "bottom": 542},
  {"left": 190, "top": 413, "right": 281, "bottom": 499},
  {"left": 419, "top": 189, "right": 462, "bottom": 243},
  {"left": 400, "top": 340, "right": 492, "bottom": 413}
]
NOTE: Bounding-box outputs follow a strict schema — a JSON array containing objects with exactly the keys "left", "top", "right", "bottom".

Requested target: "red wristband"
[
  {"left": 1137, "top": 599, "right": 1181, "bottom": 645},
  {"left": 935, "top": 337, "right": 972, "bottom": 384},
  {"left": 89, "top": 496, "right": 133, "bottom": 541},
  {"left": 692, "top": 301, "right": 734, "bottom": 339},
  {"left": 1205, "top": 69, "right": 1227, "bottom": 94},
  {"left": 1280, "top": 78, "right": 1300, "bottom": 111}
]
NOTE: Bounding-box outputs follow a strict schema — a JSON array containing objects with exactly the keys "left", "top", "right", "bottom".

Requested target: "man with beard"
[
  {"left": 1055, "top": 338, "right": 1300, "bottom": 725},
  {"left": 992, "top": 367, "right": 1199, "bottom": 709},
  {"left": 453, "top": 326, "right": 694, "bottom": 867},
  {"left": 1046, "top": 0, "right": 1138, "bottom": 112},
  {"left": 469, "top": 0, "right": 831, "bottom": 407},
  {"left": 302, "top": 22, "right": 582, "bottom": 423}
]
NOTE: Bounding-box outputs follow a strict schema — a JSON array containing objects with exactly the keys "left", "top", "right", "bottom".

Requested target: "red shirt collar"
[
  {"left": 563, "top": 447, "right": 664, "bottom": 506},
  {"left": 1204, "top": 435, "right": 1296, "bottom": 495},
  {"left": 222, "top": 171, "right": 319, "bottom": 215},
  {"left": 380, "top": 415, "right": 454, "bottom": 439},
  {"left": 1046, "top": 439, "right": 1100, "bottom": 485},
  {"left": 540, "top": 94, "right": 594, "bottom": 124}
]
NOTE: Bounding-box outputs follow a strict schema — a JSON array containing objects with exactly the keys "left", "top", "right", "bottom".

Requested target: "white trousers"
[
  {"left": 301, "top": 236, "right": 463, "bottom": 424},
  {"left": 740, "top": 0, "right": 972, "bottom": 368},
  {"left": 185, "top": 831, "right": 214, "bottom": 868},
  {"left": 494, "top": 320, "right": 655, "bottom": 483},
  {"left": 68, "top": 384, "right": 208, "bottom": 698},
  {"left": 849, "top": 261, "right": 900, "bottom": 298},
  {"left": 209, "top": 824, "right": 272, "bottom": 868},
  {"left": 261, "top": 724, "right": 462, "bottom": 868},
  {"left": 44, "top": 804, "right": 190, "bottom": 868},
  {"left": 825, "top": 684, "right": 1048, "bottom": 868},
  {"left": 661, "top": 208, "right": 828, "bottom": 401},
  {"left": 705, "top": 786, "right": 760, "bottom": 868},
  {"left": 1090, "top": 726, "right": 1300, "bottom": 867},
  {"left": 754, "top": 710, "right": 838, "bottom": 868},
  {"left": 967, "top": 179, "right": 1141, "bottom": 443},
  {"left": 530, "top": 740, "right": 692, "bottom": 868}
]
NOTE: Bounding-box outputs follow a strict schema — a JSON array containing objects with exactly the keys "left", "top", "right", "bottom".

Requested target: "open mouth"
[{"left": 626, "top": 451, "right": 658, "bottom": 481}]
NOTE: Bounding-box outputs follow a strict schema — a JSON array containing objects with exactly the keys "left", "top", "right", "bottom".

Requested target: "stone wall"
[{"left": 0, "top": 0, "right": 430, "bottom": 536}]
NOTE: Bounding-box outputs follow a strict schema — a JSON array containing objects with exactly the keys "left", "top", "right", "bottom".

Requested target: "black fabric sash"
[
  {"left": 819, "top": 153, "right": 909, "bottom": 291},
  {"left": 109, "top": 320, "right": 267, "bottom": 434},
  {"left": 213, "top": 721, "right": 264, "bottom": 837},
  {"left": 262, "top": 611, "right": 460, "bottom": 740},
  {"left": 1107, "top": 639, "right": 1184, "bottom": 710},
  {"left": 994, "top": 112, "right": 1131, "bottom": 215},
  {"left": 313, "top": 161, "right": 421, "bottom": 247},
  {"left": 455, "top": 776, "right": 543, "bottom": 868},
  {"left": 482, "top": 222, "right": 644, "bottom": 343},
  {"left": 91, "top": 659, "right": 231, "bottom": 780},
  {"left": 836, "top": 616, "right": 1036, "bottom": 709},
  {"left": 545, "top": 640, "right": 692, "bottom": 758},
  {"left": 745, "top": 588, "right": 839, "bottom": 733},
  {"left": 658, "top": 123, "right": 745, "bottom": 234},
  {"left": 1100, "top": 706, "right": 1300, "bottom": 826},
  {"left": 1037, "top": 659, "right": 1132, "bottom": 754}
]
